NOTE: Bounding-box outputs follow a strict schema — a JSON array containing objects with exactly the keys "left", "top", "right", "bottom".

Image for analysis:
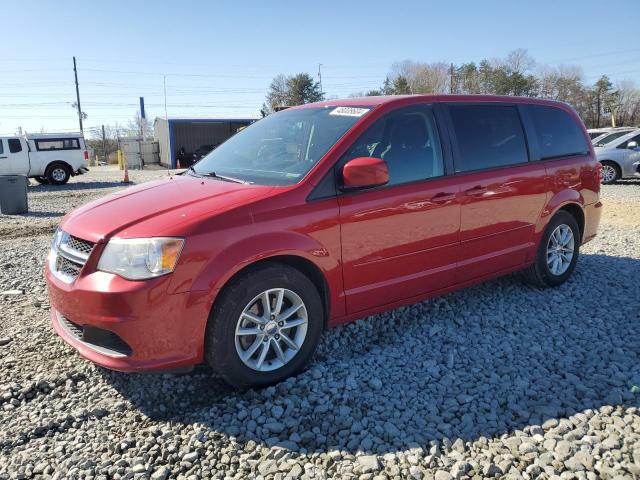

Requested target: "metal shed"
[{"left": 154, "top": 116, "right": 257, "bottom": 168}]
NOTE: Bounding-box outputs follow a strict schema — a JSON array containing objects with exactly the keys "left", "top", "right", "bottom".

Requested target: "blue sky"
[{"left": 1, "top": 0, "right": 639, "bottom": 136}]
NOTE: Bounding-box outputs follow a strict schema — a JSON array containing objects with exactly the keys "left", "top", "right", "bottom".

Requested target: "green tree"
[
  {"left": 261, "top": 72, "right": 324, "bottom": 115},
  {"left": 392, "top": 75, "right": 411, "bottom": 94}
]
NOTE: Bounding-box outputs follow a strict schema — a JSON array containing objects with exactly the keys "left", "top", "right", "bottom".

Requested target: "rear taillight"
[{"left": 83, "top": 151, "right": 88, "bottom": 161}]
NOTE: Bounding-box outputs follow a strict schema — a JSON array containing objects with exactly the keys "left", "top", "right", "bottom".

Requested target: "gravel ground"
[{"left": 0, "top": 168, "right": 639, "bottom": 480}]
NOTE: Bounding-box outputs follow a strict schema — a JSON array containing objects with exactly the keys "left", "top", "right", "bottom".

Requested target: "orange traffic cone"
[{"left": 123, "top": 157, "right": 131, "bottom": 184}]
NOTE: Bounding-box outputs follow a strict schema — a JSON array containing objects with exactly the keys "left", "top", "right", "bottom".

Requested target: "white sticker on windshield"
[{"left": 329, "top": 107, "right": 370, "bottom": 117}]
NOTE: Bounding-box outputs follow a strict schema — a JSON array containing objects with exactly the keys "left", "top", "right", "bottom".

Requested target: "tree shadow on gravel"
[
  {"left": 29, "top": 181, "right": 132, "bottom": 192},
  {"left": 102, "top": 253, "right": 640, "bottom": 455}
]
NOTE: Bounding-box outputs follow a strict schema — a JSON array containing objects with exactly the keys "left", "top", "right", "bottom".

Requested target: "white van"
[{"left": 0, "top": 133, "right": 89, "bottom": 185}]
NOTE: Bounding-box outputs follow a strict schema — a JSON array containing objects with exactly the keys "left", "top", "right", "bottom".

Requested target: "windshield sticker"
[{"left": 329, "top": 107, "right": 370, "bottom": 117}]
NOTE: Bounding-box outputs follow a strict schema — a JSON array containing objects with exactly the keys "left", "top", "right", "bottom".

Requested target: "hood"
[{"left": 60, "top": 174, "right": 275, "bottom": 242}]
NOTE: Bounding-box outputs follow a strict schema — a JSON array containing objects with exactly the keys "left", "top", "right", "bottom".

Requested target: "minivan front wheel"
[
  {"left": 523, "top": 211, "right": 580, "bottom": 288},
  {"left": 205, "top": 264, "right": 323, "bottom": 389}
]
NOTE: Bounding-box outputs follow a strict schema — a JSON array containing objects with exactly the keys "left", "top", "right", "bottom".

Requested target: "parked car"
[
  {"left": 193, "top": 144, "right": 217, "bottom": 162},
  {"left": 45, "top": 95, "right": 601, "bottom": 388},
  {"left": 591, "top": 127, "right": 636, "bottom": 147},
  {"left": 0, "top": 133, "right": 88, "bottom": 185},
  {"left": 594, "top": 129, "right": 640, "bottom": 183},
  {"left": 587, "top": 127, "right": 612, "bottom": 140}
]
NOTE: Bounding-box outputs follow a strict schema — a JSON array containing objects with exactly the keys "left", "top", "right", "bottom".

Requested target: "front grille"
[
  {"left": 58, "top": 314, "right": 83, "bottom": 339},
  {"left": 56, "top": 312, "right": 132, "bottom": 358},
  {"left": 50, "top": 231, "right": 95, "bottom": 283},
  {"left": 56, "top": 255, "right": 82, "bottom": 278},
  {"left": 67, "top": 235, "right": 95, "bottom": 256}
]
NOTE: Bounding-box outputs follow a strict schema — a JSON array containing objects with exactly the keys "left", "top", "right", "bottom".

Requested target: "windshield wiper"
[
  {"left": 202, "top": 171, "right": 249, "bottom": 184},
  {"left": 186, "top": 165, "right": 200, "bottom": 176}
]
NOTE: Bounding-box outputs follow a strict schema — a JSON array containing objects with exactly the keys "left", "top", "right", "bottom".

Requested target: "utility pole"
[
  {"left": 102, "top": 125, "right": 107, "bottom": 165},
  {"left": 164, "top": 75, "right": 171, "bottom": 174},
  {"left": 318, "top": 64, "right": 323, "bottom": 97},
  {"left": 73, "top": 57, "right": 84, "bottom": 134},
  {"left": 449, "top": 63, "right": 455, "bottom": 94}
]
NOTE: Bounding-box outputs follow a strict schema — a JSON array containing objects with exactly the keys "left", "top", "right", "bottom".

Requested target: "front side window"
[
  {"left": 529, "top": 105, "right": 589, "bottom": 159},
  {"left": 449, "top": 105, "right": 528, "bottom": 173},
  {"left": 617, "top": 133, "right": 640, "bottom": 149},
  {"left": 339, "top": 105, "right": 444, "bottom": 186},
  {"left": 192, "top": 107, "right": 369, "bottom": 185},
  {"left": 0, "top": 140, "right": 4, "bottom": 155},
  {"left": 35, "top": 138, "right": 80, "bottom": 151},
  {"left": 8, "top": 139, "right": 22, "bottom": 153}
]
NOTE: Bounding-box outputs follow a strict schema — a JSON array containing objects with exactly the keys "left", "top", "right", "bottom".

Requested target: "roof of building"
[{"left": 154, "top": 115, "right": 259, "bottom": 123}]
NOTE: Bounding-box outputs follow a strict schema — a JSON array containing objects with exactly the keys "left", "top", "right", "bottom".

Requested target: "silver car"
[{"left": 595, "top": 129, "right": 640, "bottom": 183}]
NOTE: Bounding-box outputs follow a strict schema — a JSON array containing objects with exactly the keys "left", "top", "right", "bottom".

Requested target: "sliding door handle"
[
  {"left": 464, "top": 185, "right": 488, "bottom": 196},
  {"left": 430, "top": 192, "right": 457, "bottom": 203}
]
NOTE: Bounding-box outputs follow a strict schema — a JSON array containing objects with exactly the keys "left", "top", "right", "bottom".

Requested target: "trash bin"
[{"left": 0, "top": 175, "right": 28, "bottom": 215}]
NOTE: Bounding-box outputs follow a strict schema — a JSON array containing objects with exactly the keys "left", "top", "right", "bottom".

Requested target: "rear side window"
[
  {"left": 529, "top": 105, "right": 589, "bottom": 159},
  {"left": 35, "top": 138, "right": 80, "bottom": 151},
  {"left": 0, "top": 140, "right": 3, "bottom": 155},
  {"left": 8, "top": 139, "right": 22, "bottom": 153},
  {"left": 448, "top": 105, "right": 528, "bottom": 173}
]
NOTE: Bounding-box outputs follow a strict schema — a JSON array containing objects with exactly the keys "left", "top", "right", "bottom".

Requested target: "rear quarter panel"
[{"left": 535, "top": 154, "right": 600, "bottom": 250}]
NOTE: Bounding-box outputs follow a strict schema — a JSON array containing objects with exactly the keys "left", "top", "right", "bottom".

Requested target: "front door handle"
[
  {"left": 464, "top": 185, "right": 488, "bottom": 196},
  {"left": 0, "top": 156, "right": 7, "bottom": 159},
  {"left": 430, "top": 192, "right": 457, "bottom": 203}
]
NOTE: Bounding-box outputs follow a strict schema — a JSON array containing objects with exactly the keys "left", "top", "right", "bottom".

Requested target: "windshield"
[
  {"left": 191, "top": 106, "right": 370, "bottom": 185},
  {"left": 594, "top": 130, "right": 633, "bottom": 147}
]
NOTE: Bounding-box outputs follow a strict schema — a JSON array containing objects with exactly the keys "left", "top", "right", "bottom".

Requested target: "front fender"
[{"left": 184, "top": 229, "right": 344, "bottom": 321}]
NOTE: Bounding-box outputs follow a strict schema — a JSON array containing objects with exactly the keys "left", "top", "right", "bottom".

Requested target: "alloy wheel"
[
  {"left": 601, "top": 164, "right": 616, "bottom": 183},
  {"left": 546, "top": 224, "right": 575, "bottom": 276},
  {"left": 235, "top": 288, "right": 308, "bottom": 372}
]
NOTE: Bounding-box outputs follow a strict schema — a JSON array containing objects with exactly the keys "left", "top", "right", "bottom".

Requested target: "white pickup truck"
[{"left": 0, "top": 133, "right": 89, "bottom": 185}]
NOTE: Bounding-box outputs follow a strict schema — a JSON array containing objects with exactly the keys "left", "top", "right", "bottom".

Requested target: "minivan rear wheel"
[
  {"left": 523, "top": 211, "right": 580, "bottom": 288},
  {"left": 204, "top": 263, "right": 324, "bottom": 389}
]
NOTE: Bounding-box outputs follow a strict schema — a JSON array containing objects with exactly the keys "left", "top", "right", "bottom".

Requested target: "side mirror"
[
  {"left": 627, "top": 141, "right": 638, "bottom": 149},
  {"left": 342, "top": 157, "right": 389, "bottom": 189}
]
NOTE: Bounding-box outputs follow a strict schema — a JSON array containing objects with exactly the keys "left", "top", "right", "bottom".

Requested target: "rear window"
[
  {"left": 529, "top": 105, "right": 589, "bottom": 160},
  {"left": 449, "top": 104, "right": 529, "bottom": 173},
  {"left": 35, "top": 138, "right": 80, "bottom": 151},
  {"left": 8, "top": 139, "right": 22, "bottom": 153}
]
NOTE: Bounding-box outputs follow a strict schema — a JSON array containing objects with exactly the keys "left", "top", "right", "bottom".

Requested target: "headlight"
[
  {"left": 97, "top": 237, "right": 184, "bottom": 280},
  {"left": 51, "top": 227, "right": 64, "bottom": 251}
]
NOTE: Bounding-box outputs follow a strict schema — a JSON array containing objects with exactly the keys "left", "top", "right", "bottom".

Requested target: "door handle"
[
  {"left": 0, "top": 156, "right": 7, "bottom": 159},
  {"left": 464, "top": 185, "right": 488, "bottom": 196},
  {"left": 430, "top": 192, "right": 457, "bottom": 203}
]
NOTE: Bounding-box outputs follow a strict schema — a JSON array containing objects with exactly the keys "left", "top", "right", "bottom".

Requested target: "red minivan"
[{"left": 46, "top": 95, "right": 602, "bottom": 388}]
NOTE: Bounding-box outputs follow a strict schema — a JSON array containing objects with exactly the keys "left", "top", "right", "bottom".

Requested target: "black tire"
[
  {"left": 205, "top": 263, "right": 324, "bottom": 389},
  {"left": 600, "top": 161, "right": 620, "bottom": 184},
  {"left": 46, "top": 163, "right": 71, "bottom": 185},
  {"left": 33, "top": 176, "right": 49, "bottom": 185},
  {"left": 523, "top": 211, "right": 580, "bottom": 288}
]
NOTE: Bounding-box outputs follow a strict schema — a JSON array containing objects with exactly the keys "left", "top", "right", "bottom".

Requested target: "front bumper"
[{"left": 46, "top": 262, "right": 212, "bottom": 372}]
